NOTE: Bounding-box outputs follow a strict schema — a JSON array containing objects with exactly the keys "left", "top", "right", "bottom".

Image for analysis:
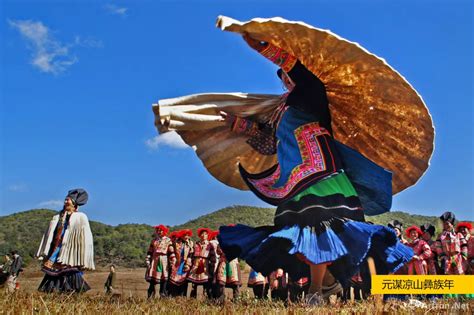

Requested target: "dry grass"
[{"left": 1, "top": 268, "right": 473, "bottom": 314}]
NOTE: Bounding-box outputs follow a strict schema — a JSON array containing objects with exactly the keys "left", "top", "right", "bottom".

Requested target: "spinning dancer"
[{"left": 218, "top": 34, "right": 413, "bottom": 304}]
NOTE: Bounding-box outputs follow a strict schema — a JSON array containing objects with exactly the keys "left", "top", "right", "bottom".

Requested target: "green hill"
[
  {"left": 173, "top": 205, "right": 275, "bottom": 231},
  {"left": 0, "top": 206, "right": 467, "bottom": 268}
]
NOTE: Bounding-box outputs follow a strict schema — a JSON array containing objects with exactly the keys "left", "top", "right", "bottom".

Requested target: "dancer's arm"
[
  {"left": 220, "top": 111, "right": 277, "bottom": 155},
  {"left": 243, "top": 34, "right": 331, "bottom": 131},
  {"left": 418, "top": 241, "right": 432, "bottom": 261}
]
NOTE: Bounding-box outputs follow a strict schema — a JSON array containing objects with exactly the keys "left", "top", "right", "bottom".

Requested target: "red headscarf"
[
  {"left": 197, "top": 227, "right": 212, "bottom": 238},
  {"left": 169, "top": 231, "right": 178, "bottom": 240},
  {"left": 456, "top": 222, "right": 473, "bottom": 233},
  {"left": 179, "top": 229, "right": 193, "bottom": 239},
  {"left": 209, "top": 230, "right": 220, "bottom": 240},
  {"left": 405, "top": 225, "right": 423, "bottom": 239},
  {"left": 153, "top": 224, "right": 169, "bottom": 235}
]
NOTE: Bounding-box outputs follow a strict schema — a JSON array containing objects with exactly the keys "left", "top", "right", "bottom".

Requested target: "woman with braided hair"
[{"left": 37, "top": 189, "right": 94, "bottom": 293}]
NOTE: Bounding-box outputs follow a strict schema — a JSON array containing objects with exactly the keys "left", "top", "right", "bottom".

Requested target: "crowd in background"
[
  {"left": 142, "top": 210, "right": 474, "bottom": 302},
  {"left": 388, "top": 211, "right": 473, "bottom": 277},
  {"left": 2, "top": 210, "right": 472, "bottom": 302},
  {"left": 143, "top": 224, "right": 327, "bottom": 303},
  {"left": 0, "top": 251, "right": 23, "bottom": 293}
]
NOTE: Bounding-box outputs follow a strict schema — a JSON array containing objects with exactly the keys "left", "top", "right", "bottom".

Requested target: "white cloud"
[
  {"left": 38, "top": 200, "right": 63, "bottom": 209},
  {"left": 145, "top": 132, "right": 189, "bottom": 150},
  {"left": 8, "top": 183, "right": 28, "bottom": 192},
  {"left": 74, "top": 36, "right": 104, "bottom": 48},
  {"left": 104, "top": 4, "right": 128, "bottom": 17},
  {"left": 8, "top": 19, "right": 77, "bottom": 74},
  {"left": 8, "top": 19, "right": 102, "bottom": 75}
]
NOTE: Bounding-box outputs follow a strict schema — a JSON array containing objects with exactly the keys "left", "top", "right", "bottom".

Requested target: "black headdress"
[
  {"left": 439, "top": 211, "right": 455, "bottom": 224},
  {"left": 420, "top": 223, "right": 436, "bottom": 236},
  {"left": 66, "top": 188, "right": 89, "bottom": 206},
  {"left": 387, "top": 219, "right": 403, "bottom": 231}
]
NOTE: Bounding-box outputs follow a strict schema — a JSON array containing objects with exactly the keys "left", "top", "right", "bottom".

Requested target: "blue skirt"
[
  {"left": 218, "top": 171, "right": 413, "bottom": 285},
  {"left": 218, "top": 221, "right": 413, "bottom": 285}
]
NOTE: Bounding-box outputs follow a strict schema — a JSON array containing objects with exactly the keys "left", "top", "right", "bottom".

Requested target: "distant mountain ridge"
[{"left": 0, "top": 206, "right": 465, "bottom": 267}]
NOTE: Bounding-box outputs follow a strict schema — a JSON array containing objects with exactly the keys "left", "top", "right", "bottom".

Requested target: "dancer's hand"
[
  {"left": 219, "top": 111, "right": 235, "bottom": 125},
  {"left": 219, "top": 111, "right": 228, "bottom": 121}
]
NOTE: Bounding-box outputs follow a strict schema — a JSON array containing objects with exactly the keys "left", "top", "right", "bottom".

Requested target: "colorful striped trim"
[
  {"left": 274, "top": 204, "right": 362, "bottom": 219},
  {"left": 231, "top": 116, "right": 258, "bottom": 136},
  {"left": 247, "top": 123, "right": 334, "bottom": 200},
  {"left": 292, "top": 172, "right": 358, "bottom": 201},
  {"left": 260, "top": 44, "right": 297, "bottom": 73}
]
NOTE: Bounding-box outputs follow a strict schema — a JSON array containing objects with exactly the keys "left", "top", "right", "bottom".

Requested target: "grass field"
[{"left": 1, "top": 268, "right": 473, "bottom": 314}]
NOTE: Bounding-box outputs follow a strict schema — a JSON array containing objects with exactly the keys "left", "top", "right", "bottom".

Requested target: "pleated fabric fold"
[
  {"left": 218, "top": 222, "right": 413, "bottom": 285},
  {"left": 38, "top": 271, "right": 91, "bottom": 293}
]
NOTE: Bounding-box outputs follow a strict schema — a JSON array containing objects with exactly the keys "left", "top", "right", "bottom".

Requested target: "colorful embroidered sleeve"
[
  {"left": 459, "top": 233, "right": 468, "bottom": 258},
  {"left": 193, "top": 243, "right": 200, "bottom": 257},
  {"left": 429, "top": 242, "right": 438, "bottom": 260},
  {"left": 257, "top": 44, "right": 332, "bottom": 133},
  {"left": 419, "top": 241, "right": 432, "bottom": 260},
  {"left": 436, "top": 239, "right": 445, "bottom": 257},
  {"left": 147, "top": 240, "right": 155, "bottom": 256},
  {"left": 185, "top": 254, "right": 192, "bottom": 269},
  {"left": 168, "top": 243, "right": 175, "bottom": 259},
  {"left": 209, "top": 244, "right": 217, "bottom": 264},
  {"left": 231, "top": 116, "right": 259, "bottom": 136},
  {"left": 258, "top": 43, "right": 298, "bottom": 73},
  {"left": 229, "top": 115, "right": 277, "bottom": 155}
]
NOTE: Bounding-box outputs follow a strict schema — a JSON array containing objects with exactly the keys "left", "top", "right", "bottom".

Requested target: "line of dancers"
[
  {"left": 144, "top": 225, "right": 322, "bottom": 302},
  {"left": 144, "top": 210, "right": 474, "bottom": 302},
  {"left": 145, "top": 225, "right": 241, "bottom": 300}
]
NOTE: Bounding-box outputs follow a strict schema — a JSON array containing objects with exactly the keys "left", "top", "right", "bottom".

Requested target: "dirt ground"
[
  {"left": 4, "top": 268, "right": 474, "bottom": 314},
  {"left": 17, "top": 267, "right": 251, "bottom": 299}
]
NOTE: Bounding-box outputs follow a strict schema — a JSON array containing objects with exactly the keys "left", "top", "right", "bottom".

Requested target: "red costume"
[
  {"left": 188, "top": 228, "right": 216, "bottom": 284},
  {"left": 436, "top": 212, "right": 468, "bottom": 275},
  {"left": 456, "top": 222, "right": 473, "bottom": 274},
  {"left": 406, "top": 226, "right": 431, "bottom": 275}
]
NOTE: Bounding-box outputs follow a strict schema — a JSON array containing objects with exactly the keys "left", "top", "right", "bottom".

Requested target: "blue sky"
[{"left": 1, "top": 0, "right": 472, "bottom": 225}]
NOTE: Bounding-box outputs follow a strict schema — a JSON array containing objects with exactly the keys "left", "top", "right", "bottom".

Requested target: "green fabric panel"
[
  {"left": 292, "top": 172, "right": 358, "bottom": 202},
  {"left": 225, "top": 262, "right": 232, "bottom": 277}
]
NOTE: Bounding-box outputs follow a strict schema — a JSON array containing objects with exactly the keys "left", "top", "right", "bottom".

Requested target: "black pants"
[
  {"left": 168, "top": 282, "right": 188, "bottom": 297},
  {"left": 214, "top": 284, "right": 240, "bottom": 301},
  {"left": 147, "top": 280, "right": 168, "bottom": 298},
  {"left": 252, "top": 284, "right": 270, "bottom": 299},
  {"left": 289, "top": 284, "right": 309, "bottom": 302},
  {"left": 342, "top": 283, "right": 364, "bottom": 301},
  {"left": 190, "top": 282, "right": 211, "bottom": 298},
  {"left": 271, "top": 287, "right": 288, "bottom": 302},
  {"left": 178, "top": 282, "right": 188, "bottom": 297}
]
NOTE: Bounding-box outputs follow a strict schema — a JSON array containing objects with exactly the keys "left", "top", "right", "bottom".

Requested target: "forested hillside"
[{"left": 0, "top": 206, "right": 462, "bottom": 267}]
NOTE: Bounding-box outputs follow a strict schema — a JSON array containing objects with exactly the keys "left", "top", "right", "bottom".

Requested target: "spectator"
[{"left": 104, "top": 265, "right": 117, "bottom": 294}]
